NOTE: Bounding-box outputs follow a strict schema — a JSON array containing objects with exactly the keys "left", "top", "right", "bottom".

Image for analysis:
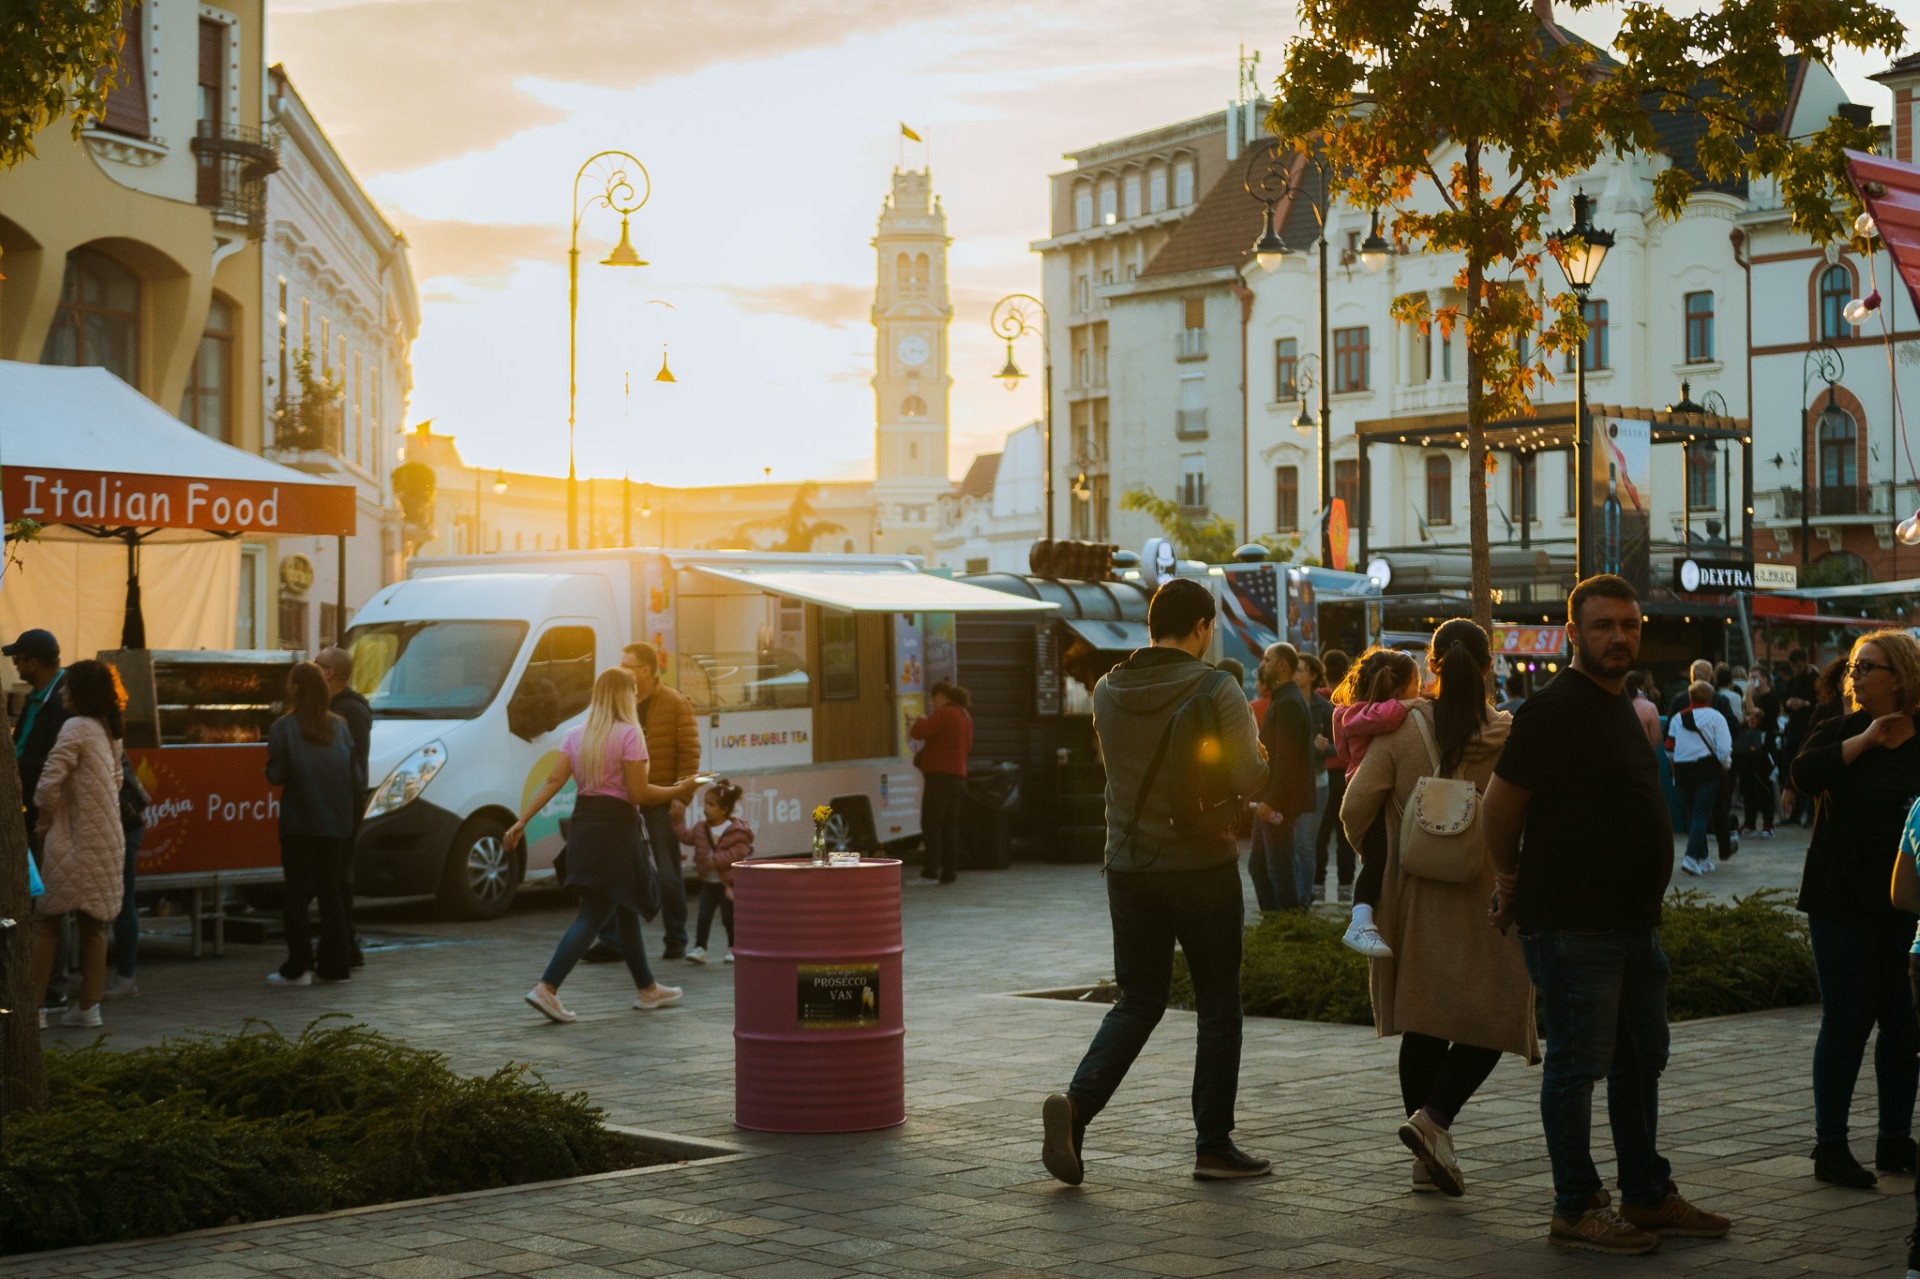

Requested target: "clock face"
[{"left": 896, "top": 335, "right": 930, "bottom": 367}]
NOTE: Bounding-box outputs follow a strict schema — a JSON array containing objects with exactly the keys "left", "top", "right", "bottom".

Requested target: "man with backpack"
[{"left": 1041, "top": 578, "right": 1270, "bottom": 1186}]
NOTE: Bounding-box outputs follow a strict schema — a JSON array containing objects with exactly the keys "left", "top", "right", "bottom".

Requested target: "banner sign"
[
  {"left": 1589, "top": 417, "right": 1651, "bottom": 596},
  {"left": 1493, "top": 625, "right": 1568, "bottom": 656},
  {"left": 1674, "top": 558, "right": 1755, "bottom": 594},
  {"left": 2, "top": 468, "right": 354, "bottom": 536},
  {"left": 1754, "top": 562, "right": 1798, "bottom": 591},
  {"left": 129, "top": 746, "right": 281, "bottom": 875},
  {"left": 705, "top": 708, "right": 813, "bottom": 770}
]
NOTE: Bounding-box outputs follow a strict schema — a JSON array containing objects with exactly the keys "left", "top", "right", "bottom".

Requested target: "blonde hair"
[
  {"left": 579, "top": 667, "right": 641, "bottom": 792},
  {"left": 1848, "top": 630, "right": 1920, "bottom": 714},
  {"left": 1688, "top": 680, "right": 1713, "bottom": 706}
]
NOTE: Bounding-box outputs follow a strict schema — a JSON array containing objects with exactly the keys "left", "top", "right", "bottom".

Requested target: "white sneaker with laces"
[
  {"left": 685, "top": 946, "right": 707, "bottom": 964},
  {"left": 103, "top": 974, "right": 139, "bottom": 1000},
  {"left": 60, "top": 1003, "right": 102, "bottom": 1028},
  {"left": 723, "top": 950, "right": 735, "bottom": 964},
  {"left": 1342, "top": 921, "right": 1393, "bottom": 959},
  {"left": 1680, "top": 858, "right": 1701, "bottom": 876},
  {"left": 1700, "top": 857, "right": 1716, "bottom": 874}
]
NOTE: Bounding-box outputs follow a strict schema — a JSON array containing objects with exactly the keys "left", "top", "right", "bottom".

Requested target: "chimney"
[{"left": 1871, "top": 56, "right": 1920, "bottom": 164}]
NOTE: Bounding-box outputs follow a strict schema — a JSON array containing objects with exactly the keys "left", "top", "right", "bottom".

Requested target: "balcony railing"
[
  {"left": 1769, "top": 483, "right": 1894, "bottom": 520},
  {"left": 1392, "top": 381, "right": 1468, "bottom": 415},
  {"left": 190, "top": 121, "right": 279, "bottom": 239},
  {"left": 1175, "top": 408, "right": 1208, "bottom": 439},
  {"left": 1176, "top": 328, "right": 1206, "bottom": 360}
]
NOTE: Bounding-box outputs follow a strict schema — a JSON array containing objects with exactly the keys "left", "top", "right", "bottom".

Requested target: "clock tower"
[{"left": 871, "top": 168, "right": 951, "bottom": 558}]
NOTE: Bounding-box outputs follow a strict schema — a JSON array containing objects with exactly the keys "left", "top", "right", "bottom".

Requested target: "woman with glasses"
[{"left": 1789, "top": 630, "right": 1920, "bottom": 1189}]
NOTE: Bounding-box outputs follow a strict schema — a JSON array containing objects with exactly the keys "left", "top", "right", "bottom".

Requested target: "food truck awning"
[
  {"left": 1063, "top": 617, "right": 1152, "bottom": 652},
  {"left": 1848, "top": 149, "right": 1920, "bottom": 318},
  {"left": 693, "top": 565, "right": 1058, "bottom": 613}
]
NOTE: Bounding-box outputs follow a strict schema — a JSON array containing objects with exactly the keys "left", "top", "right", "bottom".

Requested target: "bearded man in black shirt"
[{"left": 1482, "top": 574, "right": 1730, "bottom": 1256}]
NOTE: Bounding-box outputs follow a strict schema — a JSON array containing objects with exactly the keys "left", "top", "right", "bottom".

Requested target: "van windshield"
[{"left": 343, "top": 620, "right": 529, "bottom": 720}]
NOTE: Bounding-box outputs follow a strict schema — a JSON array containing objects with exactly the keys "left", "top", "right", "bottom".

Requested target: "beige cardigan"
[
  {"left": 34, "top": 716, "right": 126, "bottom": 921},
  {"left": 1340, "top": 704, "right": 1539, "bottom": 1064}
]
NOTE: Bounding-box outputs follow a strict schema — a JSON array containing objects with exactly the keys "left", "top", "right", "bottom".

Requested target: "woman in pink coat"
[{"left": 28, "top": 660, "right": 130, "bottom": 1029}]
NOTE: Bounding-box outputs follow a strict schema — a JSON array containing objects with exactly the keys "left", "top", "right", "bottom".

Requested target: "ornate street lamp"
[
  {"left": 1551, "top": 191, "right": 1615, "bottom": 578},
  {"left": 567, "top": 151, "right": 651, "bottom": 550},
  {"left": 989, "top": 293, "right": 1052, "bottom": 537},
  {"left": 1800, "top": 346, "right": 1845, "bottom": 561}
]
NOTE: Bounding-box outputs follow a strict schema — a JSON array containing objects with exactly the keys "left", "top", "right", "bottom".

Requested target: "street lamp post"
[
  {"left": 1551, "top": 192, "right": 1615, "bottom": 580},
  {"left": 1800, "top": 346, "right": 1845, "bottom": 565},
  {"left": 990, "top": 294, "right": 1053, "bottom": 539},
  {"left": 568, "top": 151, "right": 650, "bottom": 550},
  {"left": 472, "top": 468, "right": 508, "bottom": 554}
]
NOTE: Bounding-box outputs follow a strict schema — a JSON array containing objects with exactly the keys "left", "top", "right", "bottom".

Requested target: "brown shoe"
[
  {"left": 1617, "top": 1183, "right": 1730, "bottom": 1239},
  {"left": 1550, "top": 1191, "right": 1660, "bottom": 1255}
]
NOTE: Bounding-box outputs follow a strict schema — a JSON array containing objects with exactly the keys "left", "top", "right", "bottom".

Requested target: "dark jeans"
[
  {"left": 600, "top": 803, "right": 686, "bottom": 949},
  {"left": 112, "top": 821, "right": 141, "bottom": 978},
  {"left": 921, "top": 771, "right": 966, "bottom": 878},
  {"left": 1353, "top": 817, "right": 1387, "bottom": 909},
  {"left": 1267, "top": 815, "right": 1303, "bottom": 909},
  {"left": 1675, "top": 759, "right": 1720, "bottom": 865},
  {"left": 1399, "top": 1031, "right": 1502, "bottom": 1124},
  {"left": 547, "top": 888, "right": 656, "bottom": 990},
  {"left": 1737, "top": 760, "right": 1775, "bottom": 831},
  {"left": 1247, "top": 820, "right": 1279, "bottom": 912},
  {"left": 695, "top": 880, "right": 734, "bottom": 949},
  {"left": 1316, "top": 768, "right": 1355, "bottom": 887},
  {"left": 1067, "top": 861, "right": 1245, "bottom": 1153},
  {"left": 1711, "top": 770, "right": 1734, "bottom": 858},
  {"left": 280, "top": 834, "right": 351, "bottom": 981},
  {"left": 1522, "top": 927, "right": 1673, "bottom": 1219},
  {"left": 1809, "top": 914, "right": 1919, "bottom": 1144}
]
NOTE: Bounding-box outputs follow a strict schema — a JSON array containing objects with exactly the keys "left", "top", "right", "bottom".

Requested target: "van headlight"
[{"left": 366, "top": 740, "right": 447, "bottom": 819}]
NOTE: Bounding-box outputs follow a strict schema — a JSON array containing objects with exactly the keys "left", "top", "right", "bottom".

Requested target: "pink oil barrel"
[{"left": 732, "top": 858, "right": 905, "bottom": 1133}]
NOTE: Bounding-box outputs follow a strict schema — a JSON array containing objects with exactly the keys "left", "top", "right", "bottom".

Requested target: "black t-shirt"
[
  {"left": 1780, "top": 672, "right": 1817, "bottom": 736},
  {"left": 1495, "top": 666, "right": 1673, "bottom": 932}
]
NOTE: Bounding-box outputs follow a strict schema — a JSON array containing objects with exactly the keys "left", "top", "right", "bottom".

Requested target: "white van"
[{"left": 342, "top": 548, "right": 1052, "bottom": 917}]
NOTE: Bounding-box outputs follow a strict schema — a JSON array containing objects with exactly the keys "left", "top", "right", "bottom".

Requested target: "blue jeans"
[
  {"left": 1068, "top": 861, "right": 1245, "bottom": 1153},
  {"left": 1522, "top": 927, "right": 1673, "bottom": 1219},
  {"left": 1247, "top": 821, "right": 1279, "bottom": 912},
  {"left": 113, "top": 822, "right": 141, "bottom": 978},
  {"left": 1267, "top": 815, "right": 1303, "bottom": 909},
  {"left": 1290, "top": 777, "right": 1328, "bottom": 903},
  {"left": 1809, "top": 915, "right": 1918, "bottom": 1144},
  {"left": 547, "top": 888, "right": 656, "bottom": 990},
  {"left": 1675, "top": 760, "right": 1719, "bottom": 865},
  {"left": 694, "top": 880, "right": 734, "bottom": 949}
]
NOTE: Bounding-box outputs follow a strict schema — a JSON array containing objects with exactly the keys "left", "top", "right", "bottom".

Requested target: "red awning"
[
  {"left": 1848, "top": 149, "right": 1920, "bottom": 320},
  {"left": 1749, "top": 593, "right": 1884, "bottom": 629}
]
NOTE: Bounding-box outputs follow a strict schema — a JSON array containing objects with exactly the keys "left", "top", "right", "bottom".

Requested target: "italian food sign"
[{"left": 3, "top": 468, "right": 355, "bottom": 535}]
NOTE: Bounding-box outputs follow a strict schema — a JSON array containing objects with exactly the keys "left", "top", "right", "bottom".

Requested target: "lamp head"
[
  {"left": 1552, "top": 191, "right": 1613, "bottom": 291},
  {"left": 601, "top": 217, "right": 647, "bottom": 268},
  {"left": 1667, "top": 380, "right": 1704, "bottom": 417},
  {"left": 1252, "top": 216, "right": 1288, "bottom": 270},
  {"left": 1358, "top": 214, "right": 1389, "bottom": 272},
  {"left": 996, "top": 340, "right": 1025, "bottom": 391},
  {"left": 1292, "top": 399, "right": 1316, "bottom": 436},
  {"left": 654, "top": 344, "right": 675, "bottom": 383},
  {"left": 492, "top": 469, "right": 508, "bottom": 495}
]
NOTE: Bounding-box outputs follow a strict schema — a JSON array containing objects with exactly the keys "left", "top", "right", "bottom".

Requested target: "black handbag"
[{"left": 119, "top": 755, "right": 148, "bottom": 827}]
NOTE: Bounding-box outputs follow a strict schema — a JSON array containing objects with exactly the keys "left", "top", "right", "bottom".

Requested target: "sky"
[{"left": 265, "top": 0, "right": 1913, "bottom": 490}]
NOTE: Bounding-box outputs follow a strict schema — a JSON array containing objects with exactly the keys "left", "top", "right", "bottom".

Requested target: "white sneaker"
[
  {"left": 60, "top": 1003, "right": 102, "bottom": 1028},
  {"left": 1700, "top": 857, "right": 1716, "bottom": 874},
  {"left": 1680, "top": 858, "right": 1700, "bottom": 876},
  {"left": 685, "top": 946, "right": 707, "bottom": 964},
  {"left": 1342, "top": 921, "right": 1393, "bottom": 959},
  {"left": 525, "top": 985, "right": 576, "bottom": 1024},
  {"left": 633, "top": 984, "right": 683, "bottom": 1011},
  {"left": 723, "top": 950, "right": 735, "bottom": 964},
  {"left": 267, "top": 970, "right": 312, "bottom": 986},
  {"left": 103, "top": 975, "right": 139, "bottom": 1000}
]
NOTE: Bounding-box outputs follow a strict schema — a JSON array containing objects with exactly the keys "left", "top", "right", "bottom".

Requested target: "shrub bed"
[
  {"left": 1168, "top": 887, "right": 1818, "bottom": 1026},
  {"left": 0, "top": 1018, "right": 635, "bottom": 1254}
]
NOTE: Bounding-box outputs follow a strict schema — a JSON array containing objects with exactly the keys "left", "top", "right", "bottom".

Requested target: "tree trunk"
[
  {"left": 1463, "top": 153, "right": 1494, "bottom": 639},
  {"left": 0, "top": 694, "right": 45, "bottom": 1117}
]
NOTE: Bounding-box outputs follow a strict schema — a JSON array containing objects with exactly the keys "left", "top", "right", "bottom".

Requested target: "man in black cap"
[{"left": 8, "top": 628, "right": 71, "bottom": 1009}]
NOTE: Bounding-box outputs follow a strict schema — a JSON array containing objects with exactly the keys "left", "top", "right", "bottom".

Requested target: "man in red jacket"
[{"left": 909, "top": 681, "right": 973, "bottom": 883}]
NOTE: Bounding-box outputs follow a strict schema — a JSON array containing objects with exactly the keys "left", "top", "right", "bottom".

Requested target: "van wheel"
[{"left": 438, "top": 815, "right": 517, "bottom": 920}]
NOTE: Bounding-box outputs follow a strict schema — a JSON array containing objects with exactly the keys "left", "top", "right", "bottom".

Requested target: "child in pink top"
[{"left": 1330, "top": 648, "right": 1423, "bottom": 958}]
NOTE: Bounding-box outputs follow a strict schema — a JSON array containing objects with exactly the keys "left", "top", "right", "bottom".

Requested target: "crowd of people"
[{"left": 1042, "top": 571, "right": 1920, "bottom": 1265}]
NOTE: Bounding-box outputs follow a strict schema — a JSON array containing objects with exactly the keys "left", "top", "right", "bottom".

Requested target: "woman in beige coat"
[
  {"left": 28, "top": 659, "right": 130, "bottom": 1030},
  {"left": 1341, "top": 619, "right": 1537, "bottom": 1198}
]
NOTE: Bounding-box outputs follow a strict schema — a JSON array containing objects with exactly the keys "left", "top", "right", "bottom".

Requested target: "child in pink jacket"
[
  {"left": 671, "top": 779, "right": 754, "bottom": 964},
  {"left": 1331, "top": 649, "right": 1423, "bottom": 958}
]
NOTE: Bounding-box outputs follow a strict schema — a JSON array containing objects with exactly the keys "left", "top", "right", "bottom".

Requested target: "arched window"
[
  {"left": 41, "top": 247, "right": 139, "bottom": 385},
  {"left": 180, "top": 294, "right": 233, "bottom": 441},
  {"left": 1818, "top": 264, "right": 1854, "bottom": 340},
  {"left": 1425, "top": 455, "right": 1452, "bottom": 526},
  {"left": 1818, "top": 405, "right": 1859, "bottom": 512},
  {"left": 895, "top": 254, "right": 910, "bottom": 290},
  {"left": 913, "top": 253, "right": 929, "bottom": 286},
  {"left": 900, "top": 396, "right": 926, "bottom": 417}
]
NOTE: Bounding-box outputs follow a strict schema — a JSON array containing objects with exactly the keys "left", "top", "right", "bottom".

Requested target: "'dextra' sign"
[{"left": 1674, "top": 558, "right": 1755, "bottom": 594}]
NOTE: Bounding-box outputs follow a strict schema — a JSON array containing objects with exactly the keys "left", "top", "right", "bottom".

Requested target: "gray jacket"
[
  {"left": 266, "top": 714, "right": 365, "bottom": 839},
  {"left": 1094, "top": 647, "right": 1267, "bottom": 873}
]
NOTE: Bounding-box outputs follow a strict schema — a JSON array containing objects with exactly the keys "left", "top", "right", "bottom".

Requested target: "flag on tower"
[{"left": 900, "top": 122, "right": 922, "bottom": 142}]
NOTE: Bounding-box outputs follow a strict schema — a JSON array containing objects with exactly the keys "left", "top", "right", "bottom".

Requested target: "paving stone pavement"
[{"left": 11, "top": 823, "right": 1916, "bottom": 1278}]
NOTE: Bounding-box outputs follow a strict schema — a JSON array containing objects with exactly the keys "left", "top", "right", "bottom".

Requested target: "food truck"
[{"left": 341, "top": 549, "right": 1054, "bottom": 917}]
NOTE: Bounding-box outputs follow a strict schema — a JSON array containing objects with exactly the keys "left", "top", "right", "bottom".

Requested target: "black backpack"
[{"left": 1114, "top": 671, "right": 1240, "bottom": 867}]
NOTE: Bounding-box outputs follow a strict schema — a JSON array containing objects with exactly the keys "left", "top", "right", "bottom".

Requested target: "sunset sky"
[{"left": 266, "top": 0, "right": 1898, "bottom": 489}]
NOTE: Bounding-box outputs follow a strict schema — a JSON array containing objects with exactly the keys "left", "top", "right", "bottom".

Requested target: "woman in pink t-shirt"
[{"left": 507, "top": 667, "right": 699, "bottom": 1023}]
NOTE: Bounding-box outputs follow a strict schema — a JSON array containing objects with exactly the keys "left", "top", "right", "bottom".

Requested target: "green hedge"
[
  {"left": 1169, "top": 887, "right": 1818, "bottom": 1026},
  {"left": 0, "top": 1018, "right": 631, "bottom": 1254}
]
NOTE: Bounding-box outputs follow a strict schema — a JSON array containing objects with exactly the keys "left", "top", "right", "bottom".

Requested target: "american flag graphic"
[{"left": 1219, "top": 565, "right": 1281, "bottom": 654}]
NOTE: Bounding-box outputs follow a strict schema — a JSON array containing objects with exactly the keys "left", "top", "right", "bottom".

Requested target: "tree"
[
  {"left": 0, "top": 0, "right": 129, "bottom": 168},
  {"left": 1119, "top": 486, "right": 1288, "bottom": 563},
  {"left": 270, "top": 346, "right": 343, "bottom": 454},
  {"left": 1273, "top": 0, "right": 1905, "bottom": 633},
  {"left": 739, "top": 482, "right": 845, "bottom": 553},
  {"left": 391, "top": 462, "right": 437, "bottom": 551}
]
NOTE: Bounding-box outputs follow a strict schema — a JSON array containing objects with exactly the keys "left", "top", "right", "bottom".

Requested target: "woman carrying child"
[
  {"left": 1329, "top": 647, "right": 1420, "bottom": 957},
  {"left": 1339, "top": 619, "right": 1536, "bottom": 1199},
  {"left": 674, "top": 778, "right": 753, "bottom": 964}
]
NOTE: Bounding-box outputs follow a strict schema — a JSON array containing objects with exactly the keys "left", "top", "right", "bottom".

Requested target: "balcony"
[
  {"left": 1175, "top": 408, "right": 1208, "bottom": 440},
  {"left": 1392, "top": 381, "right": 1468, "bottom": 415},
  {"left": 1769, "top": 484, "right": 1893, "bottom": 521},
  {"left": 190, "top": 122, "right": 280, "bottom": 239},
  {"left": 1176, "top": 328, "right": 1207, "bottom": 361}
]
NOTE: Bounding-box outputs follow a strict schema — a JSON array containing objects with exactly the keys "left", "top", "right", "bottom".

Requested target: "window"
[
  {"left": 1684, "top": 291, "right": 1715, "bottom": 363},
  {"left": 1174, "top": 163, "right": 1195, "bottom": 206},
  {"left": 1148, "top": 169, "right": 1167, "bottom": 213},
  {"left": 1686, "top": 442, "right": 1717, "bottom": 511},
  {"left": 1123, "top": 175, "right": 1141, "bottom": 219},
  {"left": 301, "top": 297, "right": 310, "bottom": 348},
  {"left": 275, "top": 278, "right": 289, "bottom": 412},
  {"left": 1334, "top": 459, "right": 1358, "bottom": 517},
  {"left": 41, "top": 247, "right": 139, "bottom": 385},
  {"left": 1440, "top": 329, "right": 1454, "bottom": 382},
  {"left": 347, "top": 618, "right": 528, "bottom": 717},
  {"left": 1333, "top": 326, "right": 1370, "bottom": 393},
  {"left": 1274, "top": 467, "right": 1299, "bottom": 530},
  {"left": 1274, "top": 338, "right": 1298, "bottom": 401},
  {"left": 353, "top": 350, "right": 364, "bottom": 464},
  {"left": 99, "top": 3, "right": 148, "bottom": 138},
  {"left": 505, "top": 625, "right": 596, "bottom": 738},
  {"left": 1819, "top": 265, "right": 1853, "bottom": 340},
  {"left": 195, "top": 19, "right": 225, "bottom": 206},
  {"left": 1425, "top": 455, "right": 1452, "bottom": 525},
  {"left": 1565, "top": 299, "right": 1610, "bottom": 372},
  {"left": 320, "top": 317, "right": 330, "bottom": 371},
  {"left": 1179, "top": 455, "right": 1208, "bottom": 509},
  {"left": 179, "top": 295, "right": 233, "bottom": 441},
  {"left": 900, "top": 396, "right": 926, "bottom": 417},
  {"left": 820, "top": 612, "right": 859, "bottom": 700},
  {"left": 1075, "top": 275, "right": 1090, "bottom": 311},
  {"left": 677, "top": 582, "right": 810, "bottom": 712},
  {"left": 1099, "top": 183, "right": 1117, "bottom": 225},
  {"left": 1508, "top": 454, "right": 1536, "bottom": 521},
  {"left": 319, "top": 602, "right": 339, "bottom": 649},
  {"left": 1073, "top": 186, "right": 1092, "bottom": 231},
  {"left": 1819, "top": 407, "right": 1858, "bottom": 493}
]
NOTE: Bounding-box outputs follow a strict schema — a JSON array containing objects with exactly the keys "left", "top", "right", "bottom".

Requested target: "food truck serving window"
[
  {"left": 346, "top": 619, "right": 528, "bottom": 720},
  {"left": 675, "top": 576, "right": 810, "bottom": 714}
]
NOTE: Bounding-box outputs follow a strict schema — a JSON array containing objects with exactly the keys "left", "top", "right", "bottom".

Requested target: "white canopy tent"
[{"left": 0, "top": 361, "right": 354, "bottom": 657}]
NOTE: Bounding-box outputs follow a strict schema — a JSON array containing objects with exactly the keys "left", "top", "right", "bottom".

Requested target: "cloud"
[
  {"left": 713, "top": 282, "right": 873, "bottom": 330},
  {"left": 393, "top": 215, "right": 568, "bottom": 285},
  {"left": 269, "top": 0, "right": 977, "bottom": 175}
]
